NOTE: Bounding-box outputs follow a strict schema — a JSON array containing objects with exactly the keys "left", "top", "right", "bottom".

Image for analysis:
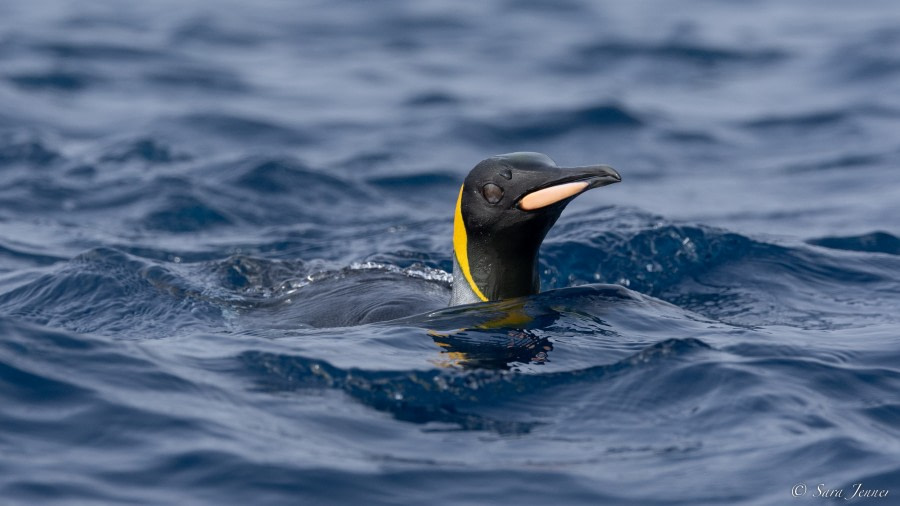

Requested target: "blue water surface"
[{"left": 2, "top": 1, "right": 900, "bottom": 504}]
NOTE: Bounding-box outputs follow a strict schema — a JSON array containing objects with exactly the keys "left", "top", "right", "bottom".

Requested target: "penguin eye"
[{"left": 481, "top": 183, "right": 504, "bottom": 204}]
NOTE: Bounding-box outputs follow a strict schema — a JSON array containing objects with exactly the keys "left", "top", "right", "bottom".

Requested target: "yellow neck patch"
[{"left": 453, "top": 185, "right": 488, "bottom": 302}]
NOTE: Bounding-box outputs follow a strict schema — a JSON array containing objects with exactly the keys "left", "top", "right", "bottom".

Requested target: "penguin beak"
[{"left": 517, "top": 165, "right": 621, "bottom": 211}]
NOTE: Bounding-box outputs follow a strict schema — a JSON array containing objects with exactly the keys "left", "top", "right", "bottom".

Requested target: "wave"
[
  {"left": 168, "top": 113, "right": 316, "bottom": 145},
  {"left": 170, "top": 16, "right": 268, "bottom": 48},
  {"left": 403, "top": 91, "right": 461, "bottom": 107},
  {"left": 457, "top": 102, "right": 643, "bottom": 144},
  {"left": 826, "top": 26, "right": 900, "bottom": 81},
  {"left": 782, "top": 151, "right": 886, "bottom": 174},
  {"left": 7, "top": 71, "right": 101, "bottom": 92},
  {"left": 32, "top": 41, "right": 166, "bottom": 61},
  {"left": 144, "top": 65, "right": 249, "bottom": 93},
  {"left": 741, "top": 109, "right": 852, "bottom": 130},
  {"left": 0, "top": 248, "right": 223, "bottom": 336},
  {"left": 808, "top": 231, "right": 900, "bottom": 255},
  {"left": 226, "top": 158, "right": 355, "bottom": 196},
  {"left": 0, "top": 132, "right": 61, "bottom": 166},
  {"left": 740, "top": 104, "right": 900, "bottom": 134},
  {"left": 218, "top": 259, "right": 451, "bottom": 329},
  {"left": 544, "top": 207, "right": 900, "bottom": 328},
  {"left": 142, "top": 194, "right": 235, "bottom": 232},
  {"left": 97, "top": 138, "right": 193, "bottom": 165},
  {"left": 0, "top": 143, "right": 391, "bottom": 229},
  {"left": 0, "top": 248, "right": 452, "bottom": 334},
  {"left": 4, "top": 203, "right": 897, "bottom": 334},
  {"left": 240, "top": 337, "right": 713, "bottom": 432},
  {"left": 0, "top": 240, "right": 66, "bottom": 270},
  {"left": 577, "top": 40, "right": 786, "bottom": 68}
]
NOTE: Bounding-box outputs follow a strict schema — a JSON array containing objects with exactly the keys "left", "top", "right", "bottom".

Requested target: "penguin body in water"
[{"left": 450, "top": 152, "right": 620, "bottom": 306}]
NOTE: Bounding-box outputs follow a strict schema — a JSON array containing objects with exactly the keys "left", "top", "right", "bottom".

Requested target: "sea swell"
[{"left": 2, "top": 0, "right": 900, "bottom": 504}]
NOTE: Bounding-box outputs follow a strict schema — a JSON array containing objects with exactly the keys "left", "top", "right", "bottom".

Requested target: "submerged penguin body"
[{"left": 450, "top": 152, "right": 620, "bottom": 306}]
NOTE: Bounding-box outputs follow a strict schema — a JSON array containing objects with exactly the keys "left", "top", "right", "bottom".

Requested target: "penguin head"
[
  {"left": 452, "top": 152, "right": 620, "bottom": 303},
  {"left": 459, "top": 152, "right": 621, "bottom": 239}
]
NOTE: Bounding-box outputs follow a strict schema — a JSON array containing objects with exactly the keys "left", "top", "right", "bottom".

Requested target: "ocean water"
[{"left": 1, "top": 0, "right": 899, "bottom": 504}]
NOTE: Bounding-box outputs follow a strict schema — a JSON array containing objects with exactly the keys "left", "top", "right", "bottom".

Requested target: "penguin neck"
[
  {"left": 451, "top": 230, "right": 544, "bottom": 305},
  {"left": 450, "top": 255, "right": 484, "bottom": 306}
]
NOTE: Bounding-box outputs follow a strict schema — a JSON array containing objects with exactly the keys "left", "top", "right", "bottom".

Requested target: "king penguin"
[{"left": 450, "top": 152, "right": 621, "bottom": 306}]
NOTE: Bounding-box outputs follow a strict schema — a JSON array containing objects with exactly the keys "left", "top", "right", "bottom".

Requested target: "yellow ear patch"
[{"left": 453, "top": 185, "right": 488, "bottom": 302}]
